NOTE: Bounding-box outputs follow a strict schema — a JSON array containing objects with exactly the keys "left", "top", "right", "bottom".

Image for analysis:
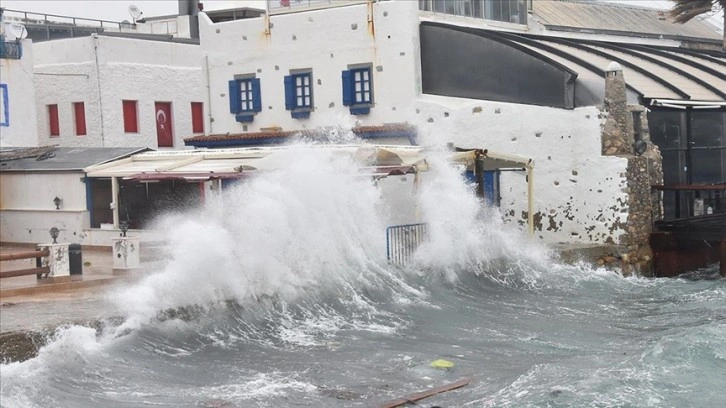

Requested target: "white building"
[
  {"left": 32, "top": 34, "right": 205, "bottom": 149},
  {"left": 0, "top": 36, "right": 38, "bottom": 147},
  {"left": 187, "top": 0, "right": 724, "bottom": 253}
]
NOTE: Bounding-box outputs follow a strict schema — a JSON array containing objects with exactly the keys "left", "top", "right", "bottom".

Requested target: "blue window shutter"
[
  {"left": 252, "top": 78, "right": 262, "bottom": 113},
  {"left": 284, "top": 75, "right": 294, "bottom": 110},
  {"left": 228, "top": 80, "right": 241, "bottom": 114},
  {"left": 342, "top": 70, "right": 353, "bottom": 106}
]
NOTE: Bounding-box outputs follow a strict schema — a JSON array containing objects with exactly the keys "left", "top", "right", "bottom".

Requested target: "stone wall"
[{"left": 599, "top": 65, "right": 664, "bottom": 276}]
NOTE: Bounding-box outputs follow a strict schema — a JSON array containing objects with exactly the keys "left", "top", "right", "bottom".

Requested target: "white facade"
[
  {"left": 198, "top": 1, "right": 631, "bottom": 245},
  {"left": 33, "top": 35, "right": 205, "bottom": 149},
  {"left": 0, "top": 38, "right": 39, "bottom": 147},
  {"left": 0, "top": 172, "right": 88, "bottom": 244}
]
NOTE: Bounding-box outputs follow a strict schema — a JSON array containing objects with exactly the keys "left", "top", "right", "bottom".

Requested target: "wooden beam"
[
  {"left": 0, "top": 249, "right": 50, "bottom": 261},
  {"left": 378, "top": 377, "right": 474, "bottom": 408},
  {"left": 0, "top": 267, "right": 50, "bottom": 279}
]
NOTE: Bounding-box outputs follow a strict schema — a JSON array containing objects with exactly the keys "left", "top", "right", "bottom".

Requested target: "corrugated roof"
[
  {"left": 0, "top": 147, "right": 149, "bottom": 172},
  {"left": 488, "top": 30, "right": 726, "bottom": 104},
  {"left": 533, "top": 0, "right": 722, "bottom": 41}
]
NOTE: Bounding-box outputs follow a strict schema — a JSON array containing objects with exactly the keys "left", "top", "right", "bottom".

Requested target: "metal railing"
[
  {"left": 0, "top": 38, "right": 22, "bottom": 59},
  {"left": 386, "top": 223, "right": 428, "bottom": 266},
  {"left": 267, "top": 0, "right": 369, "bottom": 13},
  {"left": 1, "top": 8, "right": 123, "bottom": 29},
  {"left": 653, "top": 184, "right": 725, "bottom": 221}
]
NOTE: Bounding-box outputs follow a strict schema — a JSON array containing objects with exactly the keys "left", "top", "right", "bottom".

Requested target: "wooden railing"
[{"left": 0, "top": 249, "right": 51, "bottom": 279}]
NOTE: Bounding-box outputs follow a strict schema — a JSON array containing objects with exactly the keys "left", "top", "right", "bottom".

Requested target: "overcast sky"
[{"left": 0, "top": 0, "right": 722, "bottom": 30}]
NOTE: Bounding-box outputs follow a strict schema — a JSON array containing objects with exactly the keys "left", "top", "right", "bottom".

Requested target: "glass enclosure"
[
  {"left": 419, "top": 0, "right": 528, "bottom": 25},
  {"left": 649, "top": 109, "right": 725, "bottom": 218}
]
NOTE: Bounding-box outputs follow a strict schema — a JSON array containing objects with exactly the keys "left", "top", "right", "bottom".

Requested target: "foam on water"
[{"left": 1, "top": 141, "right": 724, "bottom": 407}]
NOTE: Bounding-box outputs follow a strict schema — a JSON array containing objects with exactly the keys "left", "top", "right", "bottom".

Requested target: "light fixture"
[
  {"left": 119, "top": 221, "right": 129, "bottom": 237},
  {"left": 49, "top": 227, "right": 59, "bottom": 244},
  {"left": 53, "top": 196, "right": 62, "bottom": 210},
  {"left": 633, "top": 140, "right": 647, "bottom": 156}
]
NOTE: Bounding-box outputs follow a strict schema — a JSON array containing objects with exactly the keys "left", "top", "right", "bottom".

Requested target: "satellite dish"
[
  {"left": 128, "top": 5, "right": 143, "bottom": 22},
  {"left": 6, "top": 23, "right": 27, "bottom": 41}
]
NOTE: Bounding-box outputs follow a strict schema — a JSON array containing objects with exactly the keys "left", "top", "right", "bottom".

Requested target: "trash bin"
[{"left": 69, "top": 243, "right": 83, "bottom": 275}]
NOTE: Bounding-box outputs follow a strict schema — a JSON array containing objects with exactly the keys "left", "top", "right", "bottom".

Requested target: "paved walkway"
[{"left": 0, "top": 244, "right": 162, "bottom": 301}]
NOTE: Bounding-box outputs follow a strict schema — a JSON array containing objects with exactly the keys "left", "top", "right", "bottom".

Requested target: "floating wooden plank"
[
  {"left": 378, "top": 377, "right": 475, "bottom": 408},
  {"left": 0, "top": 249, "right": 50, "bottom": 261}
]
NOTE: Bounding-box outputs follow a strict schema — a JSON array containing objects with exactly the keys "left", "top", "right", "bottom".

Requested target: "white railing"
[{"left": 267, "top": 0, "right": 370, "bottom": 13}]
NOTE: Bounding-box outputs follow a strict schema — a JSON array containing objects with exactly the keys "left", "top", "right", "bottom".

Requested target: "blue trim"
[
  {"left": 229, "top": 80, "right": 241, "bottom": 114},
  {"left": 185, "top": 137, "right": 292, "bottom": 148},
  {"left": 284, "top": 75, "right": 294, "bottom": 110},
  {"left": 235, "top": 113, "right": 254, "bottom": 123},
  {"left": 349, "top": 106, "right": 370, "bottom": 115},
  {"left": 291, "top": 110, "right": 311, "bottom": 119},
  {"left": 251, "top": 77, "right": 262, "bottom": 113},
  {"left": 0, "top": 84, "right": 8, "bottom": 127},
  {"left": 84, "top": 176, "right": 94, "bottom": 226},
  {"left": 342, "top": 70, "right": 353, "bottom": 106}
]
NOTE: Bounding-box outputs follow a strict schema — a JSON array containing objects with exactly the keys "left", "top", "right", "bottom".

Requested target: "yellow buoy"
[{"left": 430, "top": 359, "right": 455, "bottom": 369}]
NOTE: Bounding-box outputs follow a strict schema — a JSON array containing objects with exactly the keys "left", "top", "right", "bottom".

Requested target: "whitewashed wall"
[
  {"left": 199, "top": 1, "right": 629, "bottom": 245},
  {"left": 0, "top": 172, "right": 162, "bottom": 246},
  {"left": 33, "top": 35, "right": 205, "bottom": 149},
  {"left": 415, "top": 95, "right": 629, "bottom": 244},
  {"left": 0, "top": 172, "right": 88, "bottom": 244},
  {"left": 0, "top": 38, "right": 38, "bottom": 147},
  {"left": 199, "top": 0, "right": 421, "bottom": 134}
]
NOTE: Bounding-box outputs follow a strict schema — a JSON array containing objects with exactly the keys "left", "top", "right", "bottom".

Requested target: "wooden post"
[
  {"left": 474, "top": 151, "right": 485, "bottom": 198},
  {"left": 111, "top": 176, "right": 120, "bottom": 228}
]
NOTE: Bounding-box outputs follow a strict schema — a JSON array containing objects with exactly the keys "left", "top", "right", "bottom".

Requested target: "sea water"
[{"left": 1, "top": 145, "right": 724, "bottom": 408}]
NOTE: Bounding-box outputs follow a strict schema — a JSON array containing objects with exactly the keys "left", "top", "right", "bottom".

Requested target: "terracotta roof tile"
[{"left": 183, "top": 124, "right": 417, "bottom": 146}]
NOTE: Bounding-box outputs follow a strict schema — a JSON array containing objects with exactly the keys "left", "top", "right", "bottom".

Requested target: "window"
[
  {"left": 342, "top": 65, "right": 373, "bottom": 115},
  {"left": 48, "top": 104, "right": 59, "bottom": 137},
  {"left": 419, "top": 0, "right": 527, "bottom": 25},
  {"left": 284, "top": 71, "right": 313, "bottom": 119},
  {"left": 73, "top": 102, "right": 87, "bottom": 136},
  {"left": 228, "top": 77, "right": 261, "bottom": 123},
  {"left": 122, "top": 100, "right": 138, "bottom": 133},
  {"left": 191, "top": 102, "right": 204, "bottom": 133}
]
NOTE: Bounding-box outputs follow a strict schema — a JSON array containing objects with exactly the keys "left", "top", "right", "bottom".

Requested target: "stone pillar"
[
  {"left": 112, "top": 237, "right": 140, "bottom": 270},
  {"left": 37, "top": 243, "right": 70, "bottom": 277},
  {"left": 602, "top": 62, "right": 633, "bottom": 156}
]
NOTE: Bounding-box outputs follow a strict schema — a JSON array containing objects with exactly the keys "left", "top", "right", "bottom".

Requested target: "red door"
[{"left": 155, "top": 102, "right": 173, "bottom": 147}]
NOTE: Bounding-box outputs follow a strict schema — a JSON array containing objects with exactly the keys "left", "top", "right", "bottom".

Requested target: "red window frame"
[
  {"left": 191, "top": 102, "right": 204, "bottom": 133},
  {"left": 73, "top": 102, "right": 87, "bottom": 136},
  {"left": 122, "top": 100, "right": 139, "bottom": 133},
  {"left": 48, "top": 104, "right": 59, "bottom": 137}
]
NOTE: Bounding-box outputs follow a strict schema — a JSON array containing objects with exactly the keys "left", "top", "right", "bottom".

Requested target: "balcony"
[{"left": 0, "top": 38, "right": 23, "bottom": 59}]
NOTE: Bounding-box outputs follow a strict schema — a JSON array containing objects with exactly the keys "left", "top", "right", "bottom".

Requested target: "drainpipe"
[
  {"left": 204, "top": 53, "right": 213, "bottom": 135},
  {"left": 92, "top": 34, "right": 106, "bottom": 147}
]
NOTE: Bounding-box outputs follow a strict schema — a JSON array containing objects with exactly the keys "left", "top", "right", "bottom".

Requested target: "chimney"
[
  {"left": 178, "top": 0, "right": 201, "bottom": 39},
  {"left": 604, "top": 62, "right": 633, "bottom": 149}
]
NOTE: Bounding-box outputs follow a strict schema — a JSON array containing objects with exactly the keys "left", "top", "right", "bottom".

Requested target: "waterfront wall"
[
  {"left": 0, "top": 38, "right": 38, "bottom": 147},
  {"left": 33, "top": 35, "right": 205, "bottom": 149}
]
